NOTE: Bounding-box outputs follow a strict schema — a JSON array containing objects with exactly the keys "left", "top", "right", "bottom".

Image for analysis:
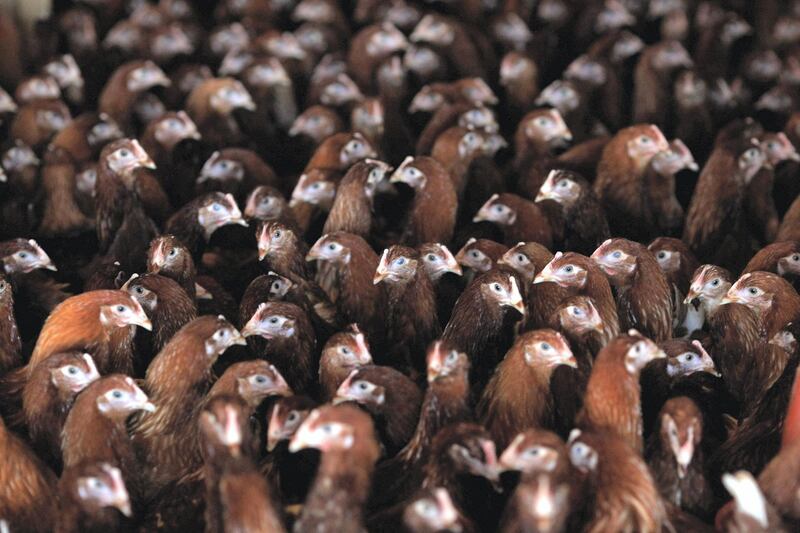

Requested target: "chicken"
[
  {"left": 374, "top": 245, "right": 440, "bottom": 373},
  {"left": 640, "top": 139, "right": 697, "bottom": 238},
  {"left": 683, "top": 139, "right": 767, "bottom": 269},
  {"left": 290, "top": 404, "right": 380, "bottom": 533},
  {"left": 323, "top": 158, "right": 391, "bottom": 238},
  {"left": 548, "top": 295, "right": 607, "bottom": 368},
  {"left": 648, "top": 237, "right": 699, "bottom": 332},
  {"left": 568, "top": 429, "right": 666, "bottom": 533},
  {"left": 241, "top": 301, "right": 317, "bottom": 395},
  {"left": 56, "top": 462, "right": 131, "bottom": 533},
  {"left": 454, "top": 238, "right": 508, "bottom": 279},
  {"left": 512, "top": 109, "right": 573, "bottom": 200},
  {"left": 243, "top": 185, "right": 297, "bottom": 227},
  {"left": 207, "top": 359, "right": 293, "bottom": 417},
  {"left": 479, "top": 329, "right": 576, "bottom": 449},
  {"left": 409, "top": 15, "right": 489, "bottom": 79},
  {"left": 632, "top": 41, "right": 693, "bottom": 128},
  {"left": 11, "top": 100, "right": 71, "bottom": 149},
  {"left": 0, "top": 274, "right": 20, "bottom": 373},
  {"left": 334, "top": 365, "right": 423, "bottom": 455},
  {"left": 389, "top": 156, "right": 458, "bottom": 246},
  {"left": 307, "top": 232, "right": 385, "bottom": 346},
  {"left": 185, "top": 77, "right": 256, "bottom": 147},
  {"left": 164, "top": 191, "right": 248, "bottom": 262},
  {"left": 646, "top": 396, "right": 714, "bottom": 519},
  {"left": 593, "top": 124, "right": 670, "bottom": 241},
  {"left": 442, "top": 268, "right": 525, "bottom": 389},
  {"left": 22, "top": 352, "right": 99, "bottom": 469},
  {"left": 579, "top": 331, "right": 666, "bottom": 453},
  {"left": 61, "top": 374, "right": 154, "bottom": 505},
  {"left": 723, "top": 272, "right": 800, "bottom": 341},
  {"left": 319, "top": 325, "right": 373, "bottom": 401},
  {"left": 743, "top": 241, "right": 800, "bottom": 282},
  {"left": 403, "top": 487, "right": 475, "bottom": 533},
  {"left": 533, "top": 252, "right": 620, "bottom": 346},
  {"left": 473, "top": 193, "right": 554, "bottom": 249},
  {"left": 535, "top": 169, "right": 610, "bottom": 256},
  {"left": 719, "top": 470, "right": 787, "bottom": 532},
  {"left": 289, "top": 104, "right": 345, "bottom": 147},
  {"left": 133, "top": 316, "right": 245, "bottom": 495},
  {"left": 98, "top": 60, "right": 170, "bottom": 133},
  {"left": 500, "top": 473, "right": 571, "bottom": 533},
  {"left": 0, "top": 415, "right": 58, "bottom": 533},
  {"left": 196, "top": 148, "right": 280, "bottom": 204},
  {"left": 591, "top": 238, "right": 673, "bottom": 342},
  {"left": 122, "top": 272, "right": 197, "bottom": 373}
]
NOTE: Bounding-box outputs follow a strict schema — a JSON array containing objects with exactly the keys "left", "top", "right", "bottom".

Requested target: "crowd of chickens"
[{"left": 4, "top": 0, "right": 800, "bottom": 531}]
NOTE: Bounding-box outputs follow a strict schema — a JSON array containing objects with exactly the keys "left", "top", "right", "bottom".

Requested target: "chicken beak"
[
  {"left": 106, "top": 467, "right": 132, "bottom": 517},
  {"left": 130, "top": 302, "right": 153, "bottom": 331},
  {"left": 240, "top": 317, "right": 261, "bottom": 339},
  {"left": 533, "top": 264, "right": 556, "bottom": 285},
  {"left": 444, "top": 253, "right": 462, "bottom": 276},
  {"left": 130, "top": 140, "right": 156, "bottom": 170},
  {"left": 28, "top": 240, "right": 58, "bottom": 271},
  {"left": 674, "top": 438, "right": 694, "bottom": 479},
  {"left": 333, "top": 370, "right": 358, "bottom": 405},
  {"left": 561, "top": 354, "right": 578, "bottom": 369},
  {"left": 503, "top": 277, "right": 526, "bottom": 315},
  {"left": 373, "top": 249, "right": 390, "bottom": 285},
  {"left": 472, "top": 196, "right": 497, "bottom": 223},
  {"left": 432, "top": 488, "right": 459, "bottom": 529},
  {"left": 498, "top": 436, "right": 523, "bottom": 471},
  {"left": 230, "top": 328, "right": 248, "bottom": 346},
  {"left": 479, "top": 439, "right": 502, "bottom": 488},
  {"left": 720, "top": 291, "right": 740, "bottom": 305},
  {"left": 244, "top": 193, "right": 260, "bottom": 219},
  {"left": 427, "top": 343, "right": 445, "bottom": 382},
  {"left": 266, "top": 407, "right": 283, "bottom": 452},
  {"left": 224, "top": 194, "right": 248, "bottom": 227},
  {"left": 132, "top": 383, "right": 156, "bottom": 413},
  {"left": 288, "top": 415, "right": 318, "bottom": 453},
  {"left": 305, "top": 239, "right": 325, "bottom": 262}
]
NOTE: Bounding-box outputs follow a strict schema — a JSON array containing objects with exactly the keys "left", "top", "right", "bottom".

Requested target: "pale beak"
[
  {"left": 266, "top": 407, "right": 285, "bottom": 452},
  {"left": 230, "top": 328, "right": 248, "bottom": 346},
  {"left": 503, "top": 279, "right": 525, "bottom": 315},
  {"left": 432, "top": 488, "right": 459, "bottom": 529},
  {"left": 533, "top": 266, "right": 556, "bottom": 285},
  {"left": 674, "top": 439, "right": 694, "bottom": 479},
  {"left": 240, "top": 317, "right": 261, "bottom": 338},
  {"left": 288, "top": 418, "right": 316, "bottom": 453},
  {"left": 131, "top": 139, "right": 156, "bottom": 170},
  {"left": 720, "top": 292, "right": 740, "bottom": 305},
  {"left": 131, "top": 307, "right": 153, "bottom": 331},
  {"left": 258, "top": 240, "right": 270, "bottom": 261},
  {"left": 427, "top": 343, "right": 446, "bottom": 383},
  {"left": 132, "top": 384, "right": 156, "bottom": 413},
  {"left": 106, "top": 467, "right": 132, "bottom": 517},
  {"left": 224, "top": 194, "right": 248, "bottom": 227}
]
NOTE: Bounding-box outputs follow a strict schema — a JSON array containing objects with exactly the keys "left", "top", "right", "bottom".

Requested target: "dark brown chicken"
[
  {"left": 591, "top": 238, "right": 673, "bottom": 342},
  {"left": 196, "top": 148, "right": 280, "bottom": 203},
  {"left": 0, "top": 274, "right": 20, "bottom": 373},
  {"left": 648, "top": 237, "right": 699, "bottom": 328},
  {"left": 164, "top": 191, "right": 247, "bottom": 261},
  {"left": 535, "top": 169, "right": 610, "bottom": 256},
  {"left": 455, "top": 238, "right": 508, "bottom": 278},
  {"left": 241, "top": 300, "right": 317, "bottom": 395},
  {"left": 56, "top": 462, "right": 131, "bottom": 533},
  {"left": 98, "top": 60, "right": 170, "bottom": 133},
  {"left": 290, "top": 404, "right": 380, "bottom": 533},
  {"left": 185, "top": 77, "right": 256, "bottom": 147},
  {"left": 334, "top": 365, "right": 423, "bottom": 455},
  {"left": 579, "top": 332, "right": 666, "bottom": 453},
  {"left": 743, "top": 241, "right": 800, "bottom": 280},
  {"left": 389, "top": 156, "right": 458, "bottom": 246},
  {"left": 207, "top": 359, "right": 293, "bottom": 416},
  {"left": 443, "top": 268, "right": 525, "bottom": 389},
  {"left": 646, "top": 396, "right": 714, "bottom": 519},
  {"left": 479, "top": 329, "right": 576, "bottom": 449},
  {"left": 323, "top": 158, "right": 391, "bottom": 238}
]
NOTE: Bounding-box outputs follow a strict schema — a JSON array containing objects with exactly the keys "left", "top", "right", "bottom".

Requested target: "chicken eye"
[
  {"left": 540, "top": 342, "right": 552, "bottom": 351},
  {"left": 612, "top": 251, "right": 622, "bottom": 259},
  {"left": 446, "top": 351, "right": 458, "bottom": 362},
  {"left": 357, "top": 381, "right": 369, "bottom": 390},
  {"left": 116, "top": 305, "right": 126, "bottom": 313},
  {"left": 273, "top": 230, "right": 282, "bottom": 239},
  {"left": 212, "top": 203, "right": 222, "bottom": 212},
  {"left": 339, "top": 346, "right": 352, "bottom": 355},
  {"left": 308, "top": 115, "right": 320, "bottom": 124},
  {"left": 350, "top": 141, "right": 362, "bottom": 151},
  {"left": 535, "top": 117, "right": 550, "bottom": 127},
  {"left": 516, "top": 254, "right": 526, "bottom": 263},
  {"left": 88, "top": 478, "right": 104, "bottom": 489},
  {"left": 321, "top": 423, "right": 334, "bottom": 434},
  {"left": 684, "top": 353, "right": 694, "bottom": 361},
  {"left": 134, "top": 286, "right": 144, "bottom": 294},
  {"left": 219, "top": 161, "right": 229, "bottom": 169},
  {"left": 767, "top": 142, "right": 777, "bottom": 151},
  {"left": 328, "top": 243, "right": 337, "bottom": 251},
  {"left": 119, "top": 149, "right": 130, "bottom": 158},
  {"left": 657, "top": 251, "right": 666, "bottom": 259},
  {"left": 0, "top": 281, "right": 6, "bottom": 291},
  {"left": 748, "top": 287, "right": 759, "bottom": 295},
  {"left": 426, "top": 254, "right": 438, "bottom": 262},
  {"left": 493, "top": 205, "right": 504, "bottom": 213},
  {"left": 269, "top": 317, "right": 279, "bottom": 324},
  {"left": 492, "top": 283, "right": 502, "bottom": 292},
  {"left": 564, "top": 265, "right": 574, "bottom": 273},
  {"left": 17, "top": 251, "right": 28, "bottom": 259},
  {"left": 272, "top": 282, "right": 282, "bottom": 291},
  {"left": 255, "top": 375, "right": 267, "bottom": 384},
  {"left": 168, "top": 248, "right": 177, "bottom": 257},
  {"left": 526, "top": 447, "right": 541, "bottom": 456},
  {"left": 393, "top": 257, "right": 406, "bottom": 266},
  {"left": 66, "top": 366, "right": 79, "bottom": 375},
  {"left": 639, "top": 136, "right": 651, "bottom": 144},
  {"left": 287, "top": 411, "right": 298, "bottom": 422},
  {"left": 310, "top": 182, "right": 322, "bottom": 190},
  {"left": 558, "top": 179, "right": 569, "bottom": 188},
  {"left": 793, "top": 255, "right": 800, "bottom": 262},
  {"left": 745, "top": 148, "right": 760, "bottom": 159},
  {"left": 112, "top": 390, "right": 123, "bottom": 399},
  {"left": 710, "top": 279, "right": 720, "bottom": 287},
  {"left": 570, "top": 306, "right": 582, "bottom": 316}
]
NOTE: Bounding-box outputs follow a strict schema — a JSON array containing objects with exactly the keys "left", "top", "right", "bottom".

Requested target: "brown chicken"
[
  {"left": 241, "top": 300, "right": 317, "bottom": 394},
  {"left": 98, "top": 60, "right": 170, "bottom": 133},
  {"left": 719, "top": 470, "right": 787, "bottom": 532},
  {"left": 646, "top": 396, "right": 714, "bottom": 519},
  {"left": 290, "top": 404, "right": 380, "bottom": 533},
  {"left": 683, "top": 139, "right": 767, "bottom": 269},
  {"left": 61, "top": 374, "right": 154, "bottom": 505},
  {"left": 430, "top": 126, "right": 496, "bottom": 199},
  {"left": 402, "top": 487, "right": 475, "bottom": 533},
  {"left": 473, "top": 193, "right": 554, "bottom": 249},
  {"left": 723, "top": 272, "right": 800, "bottom": 340},
  {"left": 534, "top": 252, "right": 620, "bottom": 346},
  {"left": 319, "top": 325, "right": 373, "bottom": 401},
  {"left": 479, "top": 330, "right": 576, "bottom": 449},
  {"left": 579, "top": 331, "right": 666, "bottom": 453},
  {"left": 0, "top": 274, "right": 20, "bottom": 373},
  {"left": 0, "top": 414, "right": 58, "bottom": 533},
  {"left": 243, "top": 185, "right": 297, "bottom": 227},
  {"left": 289, "top": 105, "right": 345, "bottom": 147},
  {"left": 548, "top": 295, "right": 607, "bottom": 367},
  {"left": 632, "top": 40, "right": 693, "bottom": 127},
  {"left": 568, "top": 429, "right": 667, "bottom": 533},
  {"left": 334, "top": 365, "right": 423, "bottom": 454},
  {"left": 593, "top": 124, "right": 670, "bottom": 240},
  {"left": 207, "top": 359, "right": 293, "bottom": 416},
  {"left": 322, "top": 158, "right": 391, "bottom": 238},
  {"left": 374, "top": 245, "right": 440, "bottom": 372},
  {"left": 11, "top": 100, "right": 71, "bottom": 149},
  {"left": 443, "top": 268, "right": 525, "bottom": 389},
  {"left": 389, "top": 156, "right": 458, "bottom": 246},
  {"left": 197, "top": 148, "right": 280, "bottom": 203},
  {"left": 133, "top": 315, "right": 245, "bottom": 496},
  {"left": 454, "top": 238, "right": 508, "bottom": 279},
  {"left": 512, "top": 109, "right": 573, "bottom": 200},
  {"left": 591, "top": 238, "right": 673, "bottom": 342},
  {"left": 185, "top": 77, "right": 256, "bottom": 146},
  {"left": 743, "top": 241, "right": 800, "bottom": 281},
  {"left": 535, "top": 169, "right": 610, "bottom": 256},
  {"left": 307, "top": 232, "right": 385, "bottom": 345},
  {"left": 648, "top": 237, "right": 699, "bottom": 329},
  {"left": 56, "top": 462, "right": 131, "bottom": 533},
  {"left": 22, "top": 352, "right": 99, "bottom": 469}
]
